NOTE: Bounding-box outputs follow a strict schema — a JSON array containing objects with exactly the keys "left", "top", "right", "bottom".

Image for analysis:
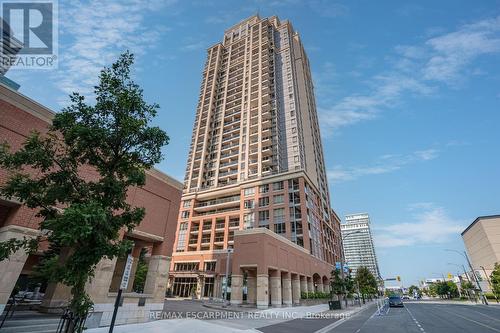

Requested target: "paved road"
[{"left": 329, "top": 301, "right": 500, "bottom": 333}]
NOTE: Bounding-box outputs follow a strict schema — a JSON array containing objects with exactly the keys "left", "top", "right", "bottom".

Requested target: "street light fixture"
[{"left": 445, "top": 249, "right": 488, "bottom": 305}]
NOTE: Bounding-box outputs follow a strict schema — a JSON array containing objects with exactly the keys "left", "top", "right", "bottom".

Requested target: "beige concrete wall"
[{"left": 0, "top": 225, "right": 39, "bottom": 314}]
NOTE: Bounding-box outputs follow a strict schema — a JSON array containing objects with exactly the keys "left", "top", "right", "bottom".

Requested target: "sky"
[{"left": 6, "top": 0, "right": 500, "bottom": 286}]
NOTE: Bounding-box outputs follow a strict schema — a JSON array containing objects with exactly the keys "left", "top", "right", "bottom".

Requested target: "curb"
[{"left": 314, "top": 302, "right": 376, "bottom": 333}]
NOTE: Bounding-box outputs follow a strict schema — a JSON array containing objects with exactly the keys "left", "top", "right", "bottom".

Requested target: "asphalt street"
[{"left": 328, "top": 301, "right": 500, "bottom": 333}]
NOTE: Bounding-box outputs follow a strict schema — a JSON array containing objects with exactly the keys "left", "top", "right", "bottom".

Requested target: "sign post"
[{"left": 109, "top": 254, "right": 134, "bottom": 333}]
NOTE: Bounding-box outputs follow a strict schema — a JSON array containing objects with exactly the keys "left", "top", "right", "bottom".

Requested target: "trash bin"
[{"left": 328, "top": 300, "right": 341, "bottom": 310}]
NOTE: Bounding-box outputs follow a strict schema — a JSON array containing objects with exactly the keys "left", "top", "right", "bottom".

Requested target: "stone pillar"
[
  {"left": 143, "top": 255, "right": 170, "bottom": 302},
  {"left": 270, "top": 270, "right": 282, "bottom": 307},
  {"left": 230, "top": 274, "right": 243, "bottom": 305},
  {"left": 0, "top": 226, "right": 38, "bottom": 314},
  {"left": 41, "top": 247, "right": 73, "bottom": 313},
  {"left": 307, "top": 277, "right": 313, "bottom": 294},
  {"left": 282, "top": 272, "right": 292, "bottom": 307},
  {"left": 300, "top": 276, "right": 308, "bottom": 295},
  {"left": 126, "top": 245, "right": 144, "bottom": 292},
  {"left": 247, "top": 275, "right": 257, "bottom": 304},
  {"left": 256, "top": 274, "right": 269, "bottom": 309},
  {"left": 292, "top": 275, "right": 301, "bottom": 305},
  {"left": 316, "top": 283, "right": 324, "bottom": 292},
  {"left": 86, "top": 257, "right": 118, "bottom": 304}
]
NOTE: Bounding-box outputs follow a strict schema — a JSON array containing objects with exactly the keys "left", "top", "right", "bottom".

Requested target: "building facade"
[
  {"left": 461, "top": 215, "right": 500, "bottom": 293},
  {"left": 169, "top": 15, "right": 342, "bottom": 308},
  {"left": 0, "top": 83, "right": 182, "bottom": 327},
  {"left": 341, "top": 213, "right": 381, "bottom": 279}
]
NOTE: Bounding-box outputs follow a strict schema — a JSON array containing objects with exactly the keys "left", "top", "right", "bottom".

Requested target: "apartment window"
[
  {"left": 202, "top": 221, "right": 212, "bottom": 230},
  {"left": 244, "top": 199, "right": 255, "bottom": 209},
  {"left": 292, "top": 136, "right": 298, "bottom": 143},
  {"left": 176, "top": 222, "right": 188, "bottom": 251},
  {"left": 294, "top": 156, "right": 299, "bottom": 163},
  {"left": 181, "top": 211, "right": 190, "bottom": 219},
  {"left": 273, "top": 208, "right": 285, "bottom": 223},
  {"left": 204, "top": 261, "right": 216, "bottom": 272},
  {"left": 182, "top": 200, "right": 191, "bottom": 208},
  {"left": 273, "top": 194, "right": 284, "bottom": 204},
  {"left": 201, "top": 234, "right": 211, "bottom": 243},
  {"left": 174, "top": 262, "right": 199, "bottom": 271},
  {"left": 258, "top": 210, "right": 270, "bottom": 223},
  {"left": 258, "top": 197, "right": 269, "bottom": 207},
  {"left": 244, "top": 213, "right": 255, "bottom": 229},
  {"left": 273, "top": 181, "right": 284, "bottom": 191},
  {"left": 259, "top": 184, "right": 269, "bottom": 193},
  {"left": 244, "top": 187, "right": 255, "bottom": 196},
  {"left": 274, "top": 222, "right": 286, "bottom": 234},
  {"left": 291, "top": 127, "right": 297, "bottom": 134}
]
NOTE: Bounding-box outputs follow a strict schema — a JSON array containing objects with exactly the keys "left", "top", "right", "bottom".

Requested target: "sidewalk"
[{"left": 86, "top": 300, "right": 374, "bottom": 333}]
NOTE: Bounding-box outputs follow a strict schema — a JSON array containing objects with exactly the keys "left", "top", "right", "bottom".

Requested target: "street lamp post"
[
  {"left": 445, "top": 249, "right": 488, "bottom": 305},
  {"left": 222, "top": 248, "right": 234, "bottom": 307}
]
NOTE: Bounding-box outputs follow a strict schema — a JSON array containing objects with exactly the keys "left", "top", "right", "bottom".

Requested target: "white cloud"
[
  {"left": 374, "top": 205, "right": 465, "bottom": 248},
  {"left": 319, "top": 15, "right": 500, "bottom": 133},
  {"left": 54, "top": 0, "right": 176, "bottom": 100},
  {"left": 328, "top": 148, "right": 439, "bottom": 183}
]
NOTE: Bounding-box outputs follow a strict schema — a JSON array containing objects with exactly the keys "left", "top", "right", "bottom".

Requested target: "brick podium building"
[
  {"left": 0, "top": 83, "right": 182, "bottom": 326},
  {"left": 169, "top": 15, "right": 343, "bottom": 308}
]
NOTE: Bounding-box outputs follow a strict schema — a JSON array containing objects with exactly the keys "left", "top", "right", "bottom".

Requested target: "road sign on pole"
[
  {"left": 120, "top": 255, "right": 134, "bottom": 289},
  {"left": 109, "top": 255, "right": 134, "bottom": 333}
]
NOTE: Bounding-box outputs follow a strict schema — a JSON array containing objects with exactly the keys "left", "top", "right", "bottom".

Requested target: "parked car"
[
  {"left": 388, "top": 295, "right": 404, "bottom": 307},
  {"left": 402, "top": 295, "right": 410, "bottom": 300}
]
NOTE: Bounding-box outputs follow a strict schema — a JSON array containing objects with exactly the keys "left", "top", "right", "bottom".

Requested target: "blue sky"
[{"left": 7, "top": 0, "right": 500, "bottom": 286}]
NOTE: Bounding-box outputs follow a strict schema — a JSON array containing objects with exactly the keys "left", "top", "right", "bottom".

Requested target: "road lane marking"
[
  {"left": 405, "top": 304, "right": 426, "bottom": 333},
  {"left": 440, "top": 308, "right": 500, "bottom": 332}
]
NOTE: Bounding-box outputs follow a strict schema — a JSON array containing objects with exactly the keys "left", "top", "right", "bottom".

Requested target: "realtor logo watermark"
[{"left": 1, "top": 0, "right": 58, "bottom": 69}]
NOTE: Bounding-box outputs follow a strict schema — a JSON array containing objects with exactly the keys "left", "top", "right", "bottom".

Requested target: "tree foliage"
[
  {"left": 491, "top": 263, "right": 500, "bottom": 299},
  {"left": 0, "top": 51, "right": 168, "bottom": 321},
  {"left": 355, "top": 266, "right": 378, "bottom": 299}
]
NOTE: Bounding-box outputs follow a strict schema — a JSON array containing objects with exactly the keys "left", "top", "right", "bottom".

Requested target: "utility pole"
[{"left": 464, "top": 251, "right": 488, "bottom": 305}]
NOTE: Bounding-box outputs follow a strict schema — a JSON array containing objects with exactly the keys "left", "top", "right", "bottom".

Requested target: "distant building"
[
  {"left": 341, "top": 213, "right": 381, "bottom": 279},
  {"left": 0, "top": 18, "right": 22, "bottom": 90},
  {"left": 461, "top": 215, "right": 500, "bottom": 293}
]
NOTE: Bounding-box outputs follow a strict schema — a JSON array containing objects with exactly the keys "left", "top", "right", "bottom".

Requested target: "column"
[
  {"left": 247, "top": 275, "right": 257, "bottom": 305},
  {"left": 317, "top": 283, "right": 324, "bottom": 292},
  {"left": 143, "top": 254, "right": 170, "bottom": 302},
  {"left": 300, "top": 276, "right": 308, "bottom": 295},
  {"left": 256, "top": 274, "right": 269, "bottom": 309},
  {"left": 125, "top": 245, "right": 144, "bottom": 293},
  {"left": 86, "top": 257, "right": 118, "bottom": 304},
  {"left": 0, "top": 226, "right": 38, "bottom": 314},
  {"left": 282, "top": 272, "right": 292, "bottom": 306},
  {"left": 230, "top": 274, "right": 243, "bottom": 305},
  {"left": 292, "top": 275, "right": 301, "bottom": 305},
  {"left": 307, "top": 277, "right": 313, "bottom": 294},
  {"left": 270, "top": 270, "right": 282, "bottom": 307}
]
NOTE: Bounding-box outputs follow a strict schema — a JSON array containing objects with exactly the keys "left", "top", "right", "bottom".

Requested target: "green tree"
[
  {"left": 0, "top": 52, "right": 168, "bottom": 329},
  {"left": 355, "top": 266, "right": 377, "bottom": 302},
  {"left": 408, "top": 285, "right": 422, "bottom": 297},
  {"left": 330, "top": 268, "right": 345, "bottom": 298},
  {"left": 491, "top": 263, "right": 500, "bottom": 300}
]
